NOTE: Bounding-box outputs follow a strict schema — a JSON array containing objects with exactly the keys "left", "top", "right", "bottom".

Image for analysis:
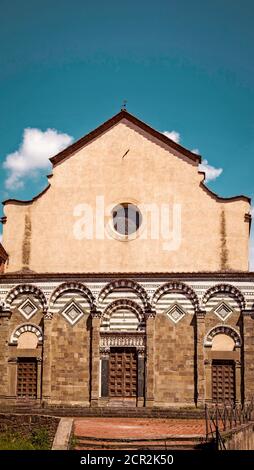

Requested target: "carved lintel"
[
  {"left": 100, "top": 346, "right": 110, "bottom": 356},
  {"left": 100, "top": 333, "right": 145, "bottom": 349}
]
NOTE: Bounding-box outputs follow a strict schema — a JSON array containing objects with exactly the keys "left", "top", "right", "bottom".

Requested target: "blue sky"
[{"left": 0, "top": 0, "right": 253, "bottom": 266}]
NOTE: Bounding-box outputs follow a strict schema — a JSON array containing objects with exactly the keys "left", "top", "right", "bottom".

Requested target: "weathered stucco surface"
[{"left": 2, "top": 118, "right": 250, "bottom": 273}]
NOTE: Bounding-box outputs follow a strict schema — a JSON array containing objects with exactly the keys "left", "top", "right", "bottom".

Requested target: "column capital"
[
  {"left": 100, "top": 346, "right": 110, "bottom": 356},
  {"left": 91, "top": 308, "right": 102, "bottom": 318},
  {"left": 44, "top": 311, "right": 53, "bottom": 320},
  {"left": 145, "top": 308, "right": 156, "bottom": 319},
  {"left": 196, "top": 310, "right": 206, "bottom": 320},
  {"left": 242, "top": 309, "right": 254, "bottom": 317}
]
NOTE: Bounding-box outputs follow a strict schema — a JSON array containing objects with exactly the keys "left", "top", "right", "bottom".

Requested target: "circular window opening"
[{"left": 112, "top": 203, "right": 142, "bottom": 236}]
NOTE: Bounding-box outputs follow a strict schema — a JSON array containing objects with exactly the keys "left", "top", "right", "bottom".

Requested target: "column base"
[
  {"left": 90, "top": 398, "right": 99, "bottom": 407},
  {"left": 137, "top": 397, "right": 145, "bottom": 407},
  {"left": 145, "top": 398, "right": 155, "bottom": 408}
]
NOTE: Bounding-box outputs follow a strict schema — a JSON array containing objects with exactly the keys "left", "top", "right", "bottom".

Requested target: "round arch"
[
  {"left": 5, "top": 284, "right": 47, "bottom": 312},
  {"left": 10, "top": 323, "right": 43, "bottom": 345},
  {"left": 101, "top": 298, "right": 145, "bottom": 328},
  {"left": 204, "top": 325, "right": 242, "bottom": 348},
  {"left": 152, "top": 281, "right": 200, "bottom": 313},
  {"left": 98, "top": 279, "right": 149, "bottom": 309},
  {"left": 49, "top": 282, "right": 95, "bottom": 309},
  {"left": 202, "top": 284, "right": 245, "bottom": 310}
]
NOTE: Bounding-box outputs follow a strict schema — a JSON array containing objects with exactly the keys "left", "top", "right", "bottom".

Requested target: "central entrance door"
[
  {"left": 212, "top": 360, "right": 236, "bottom": 404},
  {"left": 109, "top": 348, "right": 137, "bottom": 398}
]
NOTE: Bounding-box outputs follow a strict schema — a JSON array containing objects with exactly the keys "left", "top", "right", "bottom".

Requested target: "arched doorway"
[
  {"left": 100, "top": 299, "right": 146, "bottom": 406},
  {"left": 204, "top": 326, "right": 242, "bottom": 404}
]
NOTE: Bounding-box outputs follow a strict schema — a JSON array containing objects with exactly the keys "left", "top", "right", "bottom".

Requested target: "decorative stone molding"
[
  {"left": 18, "top": 297, "right": 38, "bottom": 320},
  {"left": 166, "top": 303, "right": 186, "bottom": 324},
  {"left": 49, "top": 282, "right": 95, "bottom": 308},
  {"left": 202, "top": 283, "right": 246, "bottom": 310},
  {"left": 5, "top": 284, "right": 47, "bottom": 312},
  {"left": 151, "top": 281, "right": 200, "bottom": 313},
  {"left": 60, "top": 299, "right": 85, "bottom": 326},
  {"left": 98, "top": 279, "right": 149, "bottom": 308},
  {"left": 99, "top": 346, "right": 110, "bottom": 356},
  {"left": 100, "top": 332, "right": 145, "bottom": 349},
  {"left": 10, "top": 323, "right": 43, "bottom": 345},
  {"left": 212, "top": 301, "right": 234, "bottom": 322},
  {"left": 204, "top": 325, "right": 242, "bottom": 348}
]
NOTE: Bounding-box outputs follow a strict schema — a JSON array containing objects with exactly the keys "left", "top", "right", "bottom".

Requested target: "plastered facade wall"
[{"left": 2, "top": 120, "right": 250, "bottom": 273}]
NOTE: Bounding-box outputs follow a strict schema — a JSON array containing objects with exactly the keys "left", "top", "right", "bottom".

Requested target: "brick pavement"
[{"left": 74, "top": 418, "right": 206, "bottom": 439}]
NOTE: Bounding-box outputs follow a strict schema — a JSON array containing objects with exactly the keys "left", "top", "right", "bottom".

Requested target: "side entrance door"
[
  {"left": 17, "top": 358, "right": 37, "bottom": 399},
  {"left": 212, "top": 360, "right": 235, "bottom": 404}
]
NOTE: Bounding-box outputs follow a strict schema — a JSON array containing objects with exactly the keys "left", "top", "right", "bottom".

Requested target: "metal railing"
[{"left": 205, "top": 399, "right": 254, "bottom": 450}]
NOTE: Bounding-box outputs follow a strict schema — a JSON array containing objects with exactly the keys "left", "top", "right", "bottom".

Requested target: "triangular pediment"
[{"left": 50, "top": 110, "right": 201, "bottom": 167}]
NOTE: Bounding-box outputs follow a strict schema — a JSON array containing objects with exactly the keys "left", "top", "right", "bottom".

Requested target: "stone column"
[
  {"left": 37, "top": 357, "right": 42, "bottom": 401},
  {"left": 0, "top": 310, "right": 11, "bottom": 401},
  {"left": 42, "top": 313, "right": 52, "bottom": 404},
  {"left": 100, "top": 347, "right": 110, "bottom": 398},
  {"left": 90, "top": 313, "right": 101, "bottom": 407},
  {"left": 145, "top": 311, "right": 156, "bottom": 407},
  {"left": 235, "top": 360, "right": 241, "bottom": 404},
  {"left": 242, "top": 311, "right": 254, "bottom": 402},
  {"left": 204, "top": 359, "right": 212, "bottom": 403},
  {"left": 196, "top": 310, "right": 206, "bottom": 406},
  {"left": 137, "top": 349, "right": 145, "bottom": 407}
]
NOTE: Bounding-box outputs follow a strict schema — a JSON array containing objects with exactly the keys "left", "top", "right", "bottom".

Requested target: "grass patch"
[{"left": 0, "top": 428, "right": 51, "bottom": 450}]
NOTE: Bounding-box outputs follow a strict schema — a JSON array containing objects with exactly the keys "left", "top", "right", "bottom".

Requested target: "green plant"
[{"left": 31, "top": 428, "right": 50, "bottom": 450}]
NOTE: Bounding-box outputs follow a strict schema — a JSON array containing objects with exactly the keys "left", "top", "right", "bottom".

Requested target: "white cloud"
[
  {"left": 3, "top": 128, "right": 73, "bottom": 190},
  {"left": 191, "top": 148, "right": 200, "bottom": 155},
  {"left": 199, "top": 159, "right": 223, "bottom": 183},
  {"left": 163, "top": 130, "right": 181, "bottom": 144}
]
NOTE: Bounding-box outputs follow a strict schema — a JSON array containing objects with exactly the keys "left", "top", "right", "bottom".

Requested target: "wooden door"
[
  {"left": 212, "top": 360, "right": 235, "bottom": 404},
  {"left": 109, "top": 348, "right": 137, "bottom": 397},
  {"left": 17, "top": 358, "right": 37, "bottom": 399}
]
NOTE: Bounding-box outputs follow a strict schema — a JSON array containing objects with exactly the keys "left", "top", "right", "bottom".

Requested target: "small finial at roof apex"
[{"left": 121, "top": 100, "right": 127, "bottom": 111}]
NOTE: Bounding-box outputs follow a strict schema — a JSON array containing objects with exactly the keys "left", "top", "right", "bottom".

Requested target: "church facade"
[{"left": 0, "top": 109, "right": 253, "bottom": 408}]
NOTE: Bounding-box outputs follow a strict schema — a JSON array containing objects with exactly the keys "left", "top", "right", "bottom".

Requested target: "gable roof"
[{"left": 50, "top": 109, "right": 201, "bottom": 166}]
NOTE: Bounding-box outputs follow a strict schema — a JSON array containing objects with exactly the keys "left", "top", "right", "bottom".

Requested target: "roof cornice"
[{"left": 50, "top": 110, "right": 201, "bottom": 166}]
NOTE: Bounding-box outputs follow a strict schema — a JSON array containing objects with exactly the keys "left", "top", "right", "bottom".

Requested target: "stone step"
[
  {"left": 0, "top": 406, "right": 205, "bottom": 419},
  {"left": 74, "top": 438, "right": 209, "bottom": 450},
  {"left": 76, "top": 434, "right": 204, "bottom": 442},
  {"left": 75, "top": 443, "right": 199, "bottom": 450}
]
